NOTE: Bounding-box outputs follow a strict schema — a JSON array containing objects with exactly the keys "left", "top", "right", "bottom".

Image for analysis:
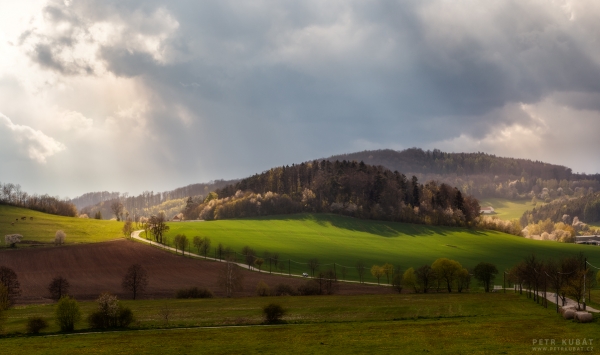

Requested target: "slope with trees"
[
  {"left": 198, "top": 160, "right": 480, "bottom": 227},
  {"left": 0, "top": 182, "right": 77, "bottom": 217},
  {"left": 74, "top": 180, "right": 237, "bottom": 221},
  {"left": 327, "top": 149, "right": 600, "bottom": 201}
]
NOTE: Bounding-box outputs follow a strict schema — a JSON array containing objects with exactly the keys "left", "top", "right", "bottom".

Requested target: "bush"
[
  {"left": 55, "top": 296, "right": 81, "bottom": 332},
  {"left": 273, "top": 283, "right": 297, "bottom": 296},
  {"left": 27, "top": 317, "right": 49, "bottom": 334},
  {"left": 297, "top": 281, "right": 321, "bottom": 296},
  {"left": 256, "top": 281, "right": 270, "bottom": 296},
  {"left": 263, "top": 303, "right": 285, "bottom": 324},
  {"left": 175, "top": 287, "right": 214, "bottom": 299},
  {"left": 88, "top": 305, "right": 133, "bottom": 329},
  {"left": 87, "top": 293, "right": 134, "bottom": 329},
  {"left": 118, "top": 307, "right": 134, "bottom": 327}
]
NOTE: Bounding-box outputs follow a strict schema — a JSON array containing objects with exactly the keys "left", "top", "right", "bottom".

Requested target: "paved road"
[{"left": 517, "top": 288, "right": 599, "bottom": 313}]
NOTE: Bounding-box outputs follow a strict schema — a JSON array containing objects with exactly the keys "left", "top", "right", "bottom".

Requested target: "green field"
[
  {"left": 0, "top": 205, "right": 124, "bottom": 246},
  {"left": 161, "top": 214, "right": 600, "bottom": 279},
  {"left": 479, "top": 198, "right": 538, "bottom": 221},
  {"left": 1, "top": 293, "right": 598, "bottom": 354}
]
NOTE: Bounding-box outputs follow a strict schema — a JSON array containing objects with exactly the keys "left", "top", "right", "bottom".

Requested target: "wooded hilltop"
[{"left": 184, "top": 160, "right": 480, "bottom": 227}]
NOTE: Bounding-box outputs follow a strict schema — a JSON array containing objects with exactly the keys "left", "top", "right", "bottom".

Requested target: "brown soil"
[{"left": 0, "top": 240, "right": 392, "bottom": 303}]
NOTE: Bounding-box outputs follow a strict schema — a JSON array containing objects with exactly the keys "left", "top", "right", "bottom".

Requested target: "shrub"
[
  {"left": 55, "top": 296, "right": 81, "bottom": 332},
  {"left": 54, "top": 230, "right": 66, "bottom": 245},
  {"left": 256, "top": 281, "right": 270, "bottom": 297},
  {"left": 87, "top": 292, "right": 134, "bottom": 329},
  {"left": 118, "top": 307, "right": 134, "bottom": 327},
  {"left": 273, "top": 283, "right": 297, "bottom": 296},
  {"left": 27, "top": 317, "right": 49, "bottom": 334},
  {"left": 263, "top": 303, "right": 285, "bottom": 324},
  {"left": 297, "top": 281, "right": 321, "bottom": 296},
  {"left": 48, "top": 276, "right": 70, "bottom": 301},
  {"left": 175, "top": 287, "right": 214, "bottom": 299}
]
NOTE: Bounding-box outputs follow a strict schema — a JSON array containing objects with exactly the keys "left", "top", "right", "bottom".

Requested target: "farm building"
[
  {"left": 480, "top": 206, "right": 495, "bottom": 214},
  {"left": 576, "top": 235, "right": 600, "bottom": 245}
]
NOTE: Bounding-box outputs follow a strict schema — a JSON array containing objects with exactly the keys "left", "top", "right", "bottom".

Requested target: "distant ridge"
[{"left": 327, "top": 148, "right": 575, "bottom": 180}]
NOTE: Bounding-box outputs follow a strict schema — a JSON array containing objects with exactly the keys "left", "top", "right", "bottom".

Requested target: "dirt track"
[{"left": 0, "top": 240, "right": 391, "bottom": 303}]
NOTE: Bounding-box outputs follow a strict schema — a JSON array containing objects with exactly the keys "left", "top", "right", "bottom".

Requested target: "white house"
[{"left": 480, "top": 206, "right": 495, "bottom": 214}]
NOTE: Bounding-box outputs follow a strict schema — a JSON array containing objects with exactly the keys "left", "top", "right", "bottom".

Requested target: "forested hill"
[
  {"left": 328, "top": 148, "right": 574, "bottom": 179},
  {"left": 195, "top": 160, "right": 480, "bottom": 227},
  {"left": 326, "top": 149, "right": 600, "bottom": 200}
]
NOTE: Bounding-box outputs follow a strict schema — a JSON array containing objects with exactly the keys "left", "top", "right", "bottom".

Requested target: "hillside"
[
  {"left": 0, "top": 205, "right": 123, "bottom": 246},
  {"left": 328, "top": 148, "right": 575, "bottom": 178},
  {"left": 73, "top": 179, "right": 238, "bottom": 220},
  {"left": 208, "top": 160, "right": 479, "bottom": 227},
  {"left": 327, "top": 149, "right": 600, "bottom": 201},
  {"left": 162, "top": 214, "right": 600, "bottom": 275}
]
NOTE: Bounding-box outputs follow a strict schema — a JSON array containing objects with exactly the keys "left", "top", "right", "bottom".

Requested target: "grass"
[
  {"left": 478, "top": 198, "right": 539, "bottom": 221},
  {"left": 161, "top": 214, "right": 600, "bottom": 280},
  {"left": 1, "top": 293, "right": 598, "bottom": 354},
  {"left": 0, "top": 205, "right": 124, "bottom": 246}
]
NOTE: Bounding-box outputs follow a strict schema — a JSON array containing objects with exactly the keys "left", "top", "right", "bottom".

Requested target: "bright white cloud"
[{"left": 0, "top": 112, "right": 65, "bottom": 163}]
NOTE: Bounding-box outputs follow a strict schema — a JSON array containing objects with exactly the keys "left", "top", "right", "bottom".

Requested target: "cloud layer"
[{"left": 1, "top": 0, "right": 600, "bottom": 197}]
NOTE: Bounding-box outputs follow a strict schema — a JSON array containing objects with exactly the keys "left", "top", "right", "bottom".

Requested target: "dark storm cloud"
[{"left": 13, "top": 0, "right": 600, "bottom": 196}]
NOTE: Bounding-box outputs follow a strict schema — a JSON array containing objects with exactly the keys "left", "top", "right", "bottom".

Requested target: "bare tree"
[
  {"left": 149, "top": 213, "right": 169, "bottom": 244},
  {"left": 218, "top": 260, "right": 244, "bottom": 297},
  {"left": 308, "top": 258, "right": 320, "bottom": 277},
  {"left": 242, "top": 246, "right": 255, "bottom": 269},
  {"left": 121, "top": 264, "right": 149, "bottom": 300},
  {"left": 415, "top": 264, "right": 435, "bottom": 293},
  {"left": 179, "top": 234, "right": 188, "bottom": 255},
  {"left": 48, "top": 276, "right": 70, "bottom": 301},
  {"left": 200, "top": 237, "right": 211, "bottom": 258},
  {"left": 356, "top": 261, "right": 366, "bottom": 283},
  {"left": 0, "top": 266, "right": 21, "bottom": 308},
  {"left": 320, "top": 270, "right": 338, "bottom": 295},
  {"left": 111, "top": 201, "right": 124, "bottom": 221}
]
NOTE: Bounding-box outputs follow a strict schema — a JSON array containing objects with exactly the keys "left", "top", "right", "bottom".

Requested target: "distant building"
[
  {"left": 172, "top": 213, "right": 184, "bottom": 222},
  {"left": 480, "top": 206, "right": 495, "bottom": 214},
  {"left": 576, "top": 235, "right": 600, "bottom": 245}
]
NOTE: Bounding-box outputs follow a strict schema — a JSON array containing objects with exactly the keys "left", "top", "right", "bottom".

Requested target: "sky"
[{"left": 1, "top": 0, "right": 600, "bottom": 199}]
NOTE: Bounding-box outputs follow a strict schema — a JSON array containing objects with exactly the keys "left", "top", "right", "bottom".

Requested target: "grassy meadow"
[
  {"left": 162, "top": 214, "right": 600, "bottom": 279},
  {"left": 0, "top": 205, "right": 124, "bottom": 246},
  {"left": 478, "top": 198, "right": 538, "bottom": 221},
  {"left": 1, "top": 293, "right": 598, "bottom": 354}
]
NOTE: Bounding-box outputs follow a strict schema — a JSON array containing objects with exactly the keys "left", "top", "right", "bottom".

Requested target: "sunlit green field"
[
  {"left": 161, "top": 214, "right": 600, "bottom": 279},
  {"left": 479, "top": 198, "right": 538, "bottom": 221},
  {"left": 1, "top": 293, "right": 598, "bottom": 354},
  {"left": 0, "top": 205, "right": 124, "bottom": 246}
]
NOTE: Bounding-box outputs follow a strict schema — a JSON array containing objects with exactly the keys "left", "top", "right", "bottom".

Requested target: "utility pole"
[{"left": 583, "top": 258, "right": 587, "bottom": 311}]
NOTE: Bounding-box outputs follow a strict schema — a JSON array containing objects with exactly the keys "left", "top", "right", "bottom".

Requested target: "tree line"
[
  {"left": 0, "top": 182, "right": 77, "bottom": 217},
  {"left": 187, "top": 160, "right": 480, "bottom": 227},
  {"left": 329, "top": 148, "right": 582, "bottom": 181},
  {"left": 521, "top": 191, "right": 600, "bottom": 227},
  {"left": 328, "top": 148, "right": 600, "bottom": 201},
  {"left": 76, "top": 180, "right": 236, "bottom": 220},
  {"left": 506, "top": 253, "right": 597, "bottom": 311}
]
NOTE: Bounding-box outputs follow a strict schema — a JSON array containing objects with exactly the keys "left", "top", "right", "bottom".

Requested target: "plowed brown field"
[{"left": 0, "top": 240, "right": 391, "bottom": 303}]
